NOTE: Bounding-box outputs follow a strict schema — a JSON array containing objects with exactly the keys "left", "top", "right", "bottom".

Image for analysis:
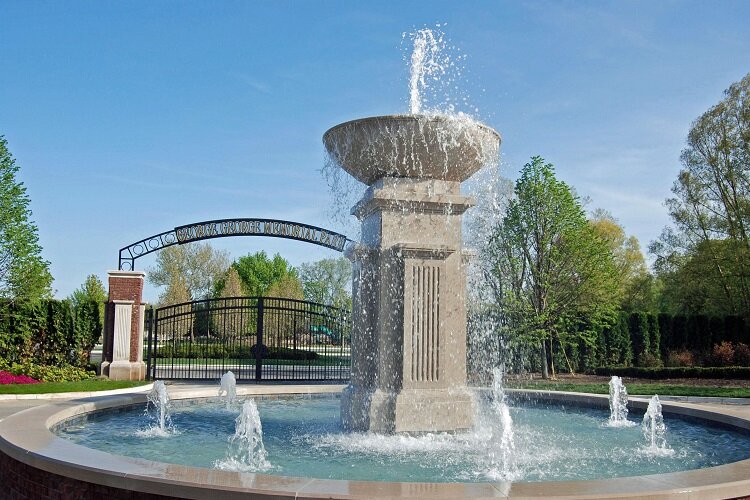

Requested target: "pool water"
[{"left": 56, "top": 395, "right": 750, "bottom": 483}]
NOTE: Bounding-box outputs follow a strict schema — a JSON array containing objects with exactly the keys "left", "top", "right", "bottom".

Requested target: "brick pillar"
[{"left": 102, "top": 271, "right": 146, "bottom": 381}]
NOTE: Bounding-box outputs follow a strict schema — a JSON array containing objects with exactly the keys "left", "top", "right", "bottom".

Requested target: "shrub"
[
  {"left": 711, "top": 341, "right": 735, "bottom": 367},
  {"left": 594, "top": 366, "right": 750, "bottom": 379},
  {"left": 734, "top": 343, "right": 750, "bottom": 366},
  {"left": 665, "top": 349, "right": 695, "bottom": 367},
  {"left": 154, "top": 341, "right": 319, "bottom": 361},
  {"left": 8, "top": 363, "right": 96, "bottom": 382},
  {"left": 637, "top": 352, "right": 663, "bottom": 368}
]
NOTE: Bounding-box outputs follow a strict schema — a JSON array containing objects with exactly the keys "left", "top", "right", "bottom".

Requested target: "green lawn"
[
  {"left": 508, "top": 381, "right": 750, "bottom": 398},
  {"left": 0, "top": 379, "right": 150, "bottom": 395}
]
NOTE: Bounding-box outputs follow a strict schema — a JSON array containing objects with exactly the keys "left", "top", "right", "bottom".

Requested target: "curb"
[{"left": 0, "top": 383, "right": 154, "bottom": 401}]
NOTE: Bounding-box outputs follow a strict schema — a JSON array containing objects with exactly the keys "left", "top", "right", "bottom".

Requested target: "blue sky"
[{"left": 1, "top": 1, "right": 749, "bottom": 301}]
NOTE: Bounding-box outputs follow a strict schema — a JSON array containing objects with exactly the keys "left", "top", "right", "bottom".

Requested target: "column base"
[
  {"left": 341, "top": 384, "right": 374, "bottom": 431},
  {"left": 107, "top": 361, "right": 146, "bottom": 381},
  {"left": 342, "top": 384, "right": 475, "bottom": 433}
]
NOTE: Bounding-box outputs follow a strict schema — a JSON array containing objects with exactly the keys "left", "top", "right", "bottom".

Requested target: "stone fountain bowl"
[{"left": 323, "top": 114, "right": 501, "bottom": 185}]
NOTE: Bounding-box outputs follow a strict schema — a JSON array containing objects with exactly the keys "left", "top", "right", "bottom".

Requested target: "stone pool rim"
[{"left": 2, "top": 384, "right": 750, "bottom": 499}]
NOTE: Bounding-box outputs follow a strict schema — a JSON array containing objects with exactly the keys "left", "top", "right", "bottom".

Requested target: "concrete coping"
[{"left": 2, "top": 385, "right": 750, "bottom": 499}]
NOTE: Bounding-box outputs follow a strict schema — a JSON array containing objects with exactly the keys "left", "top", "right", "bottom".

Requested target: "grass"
[
  {"left": 0, "top": 379, "right": 150, "bottom": 395},
  {"left": 508, "top": 381, "right": 750, "bottom": 398}
]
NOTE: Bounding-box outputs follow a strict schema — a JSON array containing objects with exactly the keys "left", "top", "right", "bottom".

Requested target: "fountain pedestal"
[{"left": 325, "top": 115, "right": 500, "bottom": 433}]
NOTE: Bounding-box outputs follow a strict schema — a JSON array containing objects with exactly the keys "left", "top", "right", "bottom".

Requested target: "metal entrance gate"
[{"left": 146, "top": 296, "right": 351, "bottom": 381}]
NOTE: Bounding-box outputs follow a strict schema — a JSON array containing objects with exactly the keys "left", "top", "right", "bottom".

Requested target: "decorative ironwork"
[
  {"left": 119, "top": 218, "right": 352, "bottom": 270},
  {"left": 146, "top": 296, "right": 351, "bottom": 382}
]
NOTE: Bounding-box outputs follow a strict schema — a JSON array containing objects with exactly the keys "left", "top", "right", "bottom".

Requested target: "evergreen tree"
[
  {"left": 628, "top": 312, "right": 650, "bottom": 365},
  {"left": 0, "top": 136, "right": 52, "bottom": 301}
]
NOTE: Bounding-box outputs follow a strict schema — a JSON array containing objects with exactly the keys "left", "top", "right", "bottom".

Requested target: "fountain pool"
[
  {"left": 3, "top": 386, "right": 750, "bottom": 499},
  {"left": 54, "top": 393, "right": 750, "bottom": 483}
]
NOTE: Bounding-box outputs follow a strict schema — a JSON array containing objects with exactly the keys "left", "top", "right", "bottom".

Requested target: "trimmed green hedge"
[
  {"left": 154, "top": 342, "right": 318, "bottom": 361},
  {"left": 0, "top": 299, "right": 101, "bottom": 368},
  {"left": 594, "top": 366, "right": 750, "bottom": 380},
  {"left": 5, "top": 362, "right": 96, "bottom": 382}
]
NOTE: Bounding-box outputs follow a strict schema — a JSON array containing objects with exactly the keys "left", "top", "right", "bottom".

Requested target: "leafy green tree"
[
  {"left": 486, "top": 157, "right": 620, "bottom": 378},
  {"left": 70, "top": 274, "right": 107, "bottom": 307},
  {"left": 224, "top": 251, "right": 299, "bottom": 297},
  {"left": 298, "top": 257, "right": 352, "bottom": 308},
  {"left": 266, "top": 274, "right": 304, "bottom": 300},
  {"left": 651, "top": 73, "right": 750, "bottom": 318},
  {"left": 148, "top": 242, "right": 229, "bottom": 301},
  {"left": 69, "top": 274, "right": 107, "bottom": 341},
  {"left": 0, "top": 136, "right": 52, "bottom": 301},
  {"left": 590, "top": 210, "right": 656, "bottom": 312}
]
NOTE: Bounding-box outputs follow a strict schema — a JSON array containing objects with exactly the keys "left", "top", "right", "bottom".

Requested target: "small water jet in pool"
[
  {"left": 607, "top": 376, "right": 635, "bottom": 428},
  {"left": 138, "top": 380, "right": 174, "bottom": 437},
  {"left": 214, "top": 399, "right": 270, "bottom": 472},
  {"left": 641, "top": 395, "right": 675, "bottom": 457},
  {"left": 485, "top": 366, "right": 516, "bottom": 480},
  {"left": 218, "top": 371, "right": 236, "bottom": 409}
]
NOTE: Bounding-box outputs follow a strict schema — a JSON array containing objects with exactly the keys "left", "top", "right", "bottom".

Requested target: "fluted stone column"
[
  {"left": 342, "top": 178, "right": 475, "bottom": 433},
  {"left": 327, "top": 114, "right": 500, "bottom": 433}
]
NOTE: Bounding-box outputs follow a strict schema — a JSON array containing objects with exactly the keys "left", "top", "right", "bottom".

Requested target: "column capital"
[{"left": 107, "top": 270, "right": 146, "bottom": 279}]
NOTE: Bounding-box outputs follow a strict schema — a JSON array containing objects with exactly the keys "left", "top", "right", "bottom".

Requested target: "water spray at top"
[{"left": 405, "top": 26, "right": 473, "bottom": 117}]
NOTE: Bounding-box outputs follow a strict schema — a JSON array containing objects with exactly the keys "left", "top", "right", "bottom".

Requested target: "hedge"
[
  {"left": 0, "top": 299, "right": 101, "bottom": 369},
  {"left": 153, "top": 341, "right": 318, "bottom": 361},
  {"left": 594, "top": 366, "right": 750, "bottom": 380}
]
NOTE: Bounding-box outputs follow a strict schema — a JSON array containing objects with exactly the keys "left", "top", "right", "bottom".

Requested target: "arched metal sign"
[{"left": 118, "top": 218, "right": 352, "bottom": 271}]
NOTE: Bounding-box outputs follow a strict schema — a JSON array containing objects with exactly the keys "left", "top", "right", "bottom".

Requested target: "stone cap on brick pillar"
[{"left": 107, "top": 270, "right": 146, "bottom": 279}]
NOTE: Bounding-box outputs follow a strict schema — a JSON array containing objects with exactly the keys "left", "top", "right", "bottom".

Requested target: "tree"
[
  {"left": 651, "top": 73, "right": 750, "bottom": 318},
  {"left": 212, "top": 267, "right": 250, "bottom": 338},
  {"left": 0, "top": 136, "right": 52, "bottom": 301},
  {"left": 69, "top": 274, "right": 107, "bottom": 326},
  {"left": 266, "top": 274, "right": 304, "bottom": 300},
  {"left": 298, "top": 257, "right": 352, "bottom": 308},
  {"left": 590, "top": 210, "right": 656, "bottom": 311},
  {"left": 159, "top": 274, "right": 193, "bottom": 339},
  {"left": 68, "top": 274, "right": 107, "bottom": 360},
  {"left": 148, "top": 242, "right": 229, "bottom": 301},
  {"left": 485, "top": 157, "right": 620, "bottom": 378},
  {"left": 225, "top": 251, "right": 299, "bottom": 297},
  {"left": 70, "top": 274, "right": 107, "bottom": 307}
]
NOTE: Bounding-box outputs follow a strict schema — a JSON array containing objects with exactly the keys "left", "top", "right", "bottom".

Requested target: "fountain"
[
  {"left": 144, "top": 380, "right": 172, "bottom": 434},
  {"left": 486, "top": 366, "right": 516, "bottom": 480},
  {"left": 218, "top": 371, "right": 237, "bottom": 409},
  {"left": 607, "top": 375, "right": 635, "bottom": 427},
  {"left": 641, "top": 395, "right": 675, "bottom": 457},
  {"left": 5, "top": 27, "right": 750, "bottom": 500},
  {"left": 325, "top": 28, "right": 500, "bottom": 433},
  {"left": 215, "top": 399, "right": 270, "bottom": 472}
]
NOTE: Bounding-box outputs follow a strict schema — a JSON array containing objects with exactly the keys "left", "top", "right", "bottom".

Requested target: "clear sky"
[{"left": 1, "top": 1, "right": 749, "bottom": 302}]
